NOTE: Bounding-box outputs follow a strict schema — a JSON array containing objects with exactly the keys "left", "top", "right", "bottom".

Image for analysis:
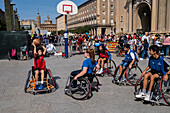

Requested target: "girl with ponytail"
[{"left": 69, "top": 49, "right": 99, "bottom": 86}]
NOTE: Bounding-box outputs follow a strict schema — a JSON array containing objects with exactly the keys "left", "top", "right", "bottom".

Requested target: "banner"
[{"left": 106, "top": 42, "right": 118, "bottom": 52}]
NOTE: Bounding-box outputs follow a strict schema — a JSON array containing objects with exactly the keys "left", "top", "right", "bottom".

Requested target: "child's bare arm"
[
  {"left": 42, "top": 45, "right": 47, "bottom": 56},
  {"left": 32, "top": 43, "right": 37, "bottom": 57}
]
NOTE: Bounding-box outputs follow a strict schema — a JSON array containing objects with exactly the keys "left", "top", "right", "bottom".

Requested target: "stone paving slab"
[{"left": 0, "top": 54, "right": 169, "bottom": 113}]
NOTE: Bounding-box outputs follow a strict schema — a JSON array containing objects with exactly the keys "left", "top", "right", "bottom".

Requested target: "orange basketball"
[{"left": 33, "top": 39, "right": 41, "bottom": 46}]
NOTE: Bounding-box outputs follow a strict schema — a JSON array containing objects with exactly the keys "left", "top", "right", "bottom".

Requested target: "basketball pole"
[{"left": 64, "top": 14, "right": 68, "bottom": 58}]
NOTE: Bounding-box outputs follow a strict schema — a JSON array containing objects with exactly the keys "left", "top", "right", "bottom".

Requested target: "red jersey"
[
  {"left": 34, "top": 56, "right": 46, "bottom": 71},
  {"left": 100, "top": 50, "right": 109, "bottom": 59},
  {"left": 78, "top": 37, "right": 83, "bottom": 44}
]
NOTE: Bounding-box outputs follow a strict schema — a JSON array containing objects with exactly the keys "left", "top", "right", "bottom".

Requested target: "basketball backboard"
[{"left": 57, "top": 0, "right": 78, "bottom": 15}]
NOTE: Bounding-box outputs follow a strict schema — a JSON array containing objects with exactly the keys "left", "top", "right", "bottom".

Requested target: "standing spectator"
[
  {"left": 142, "top": 32, "right": 150, "bottom": 43},
  {"left": 163, "top": 34, "right": 170, "bottom": 56},
  {"left": 77, "top": 35, "right": 84, "bottom": 53},
  {"left": 140, "top": 39, "right": 149, "bottom": 60}
]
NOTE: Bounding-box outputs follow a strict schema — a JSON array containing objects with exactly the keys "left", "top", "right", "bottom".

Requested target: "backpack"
[{"left": 11, "top": 49, "right": 17, "bottom": 57}]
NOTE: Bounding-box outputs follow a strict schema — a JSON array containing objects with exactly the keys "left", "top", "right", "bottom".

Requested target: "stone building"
[
  {"left": 36, "top": 12, "right": 57, "bottom": 32},
  {"left": 66, "top": 0, "right": 116, "bottom": 35},
  {"left": 20, "top": 19, "right": 36, "bottom": 29},
  {"left": 4, "top": 0, "right": 20, "bottom": 31},
  {"left": 56, "top": 14, "right": 66, "bottom": 34},
  {"left": 115, "top": 0, "right": 170, "bottom": 34}
]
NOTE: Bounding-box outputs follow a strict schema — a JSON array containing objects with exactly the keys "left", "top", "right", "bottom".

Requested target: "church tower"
[{"left": 36, "top": 12, "right": 41, "bottom": 29}]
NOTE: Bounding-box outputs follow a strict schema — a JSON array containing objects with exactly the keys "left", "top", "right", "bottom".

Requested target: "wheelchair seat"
[{"left": 24, "top": 66, "right": 56, "bottom": 95}]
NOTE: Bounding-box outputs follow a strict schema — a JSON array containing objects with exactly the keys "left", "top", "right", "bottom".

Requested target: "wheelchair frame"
[
  {"left": 112, "top": 61, "right": 142, "bottom": 86},
  {"left": 97, "top": 59, "right": 116, "bottom": 77},
  {"left": 24, "top": 67, "right": 56, "bottom": 95},
  {"left": 64, "top": 73, "right": 99, "bottom": 100},
  {"left": 134, "top": 74, "right": 170, "bottom": 106}
]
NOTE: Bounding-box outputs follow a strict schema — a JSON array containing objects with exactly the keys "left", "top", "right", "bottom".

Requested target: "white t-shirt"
[
  {"left": 142, "top": 35, "right": 150, "bottom": 42},
  {"left": 155, "top": 41, "right": 161, "bottom": 47},
  {"left": 127, "top": 50, "right": 135, "bottom": 59}
]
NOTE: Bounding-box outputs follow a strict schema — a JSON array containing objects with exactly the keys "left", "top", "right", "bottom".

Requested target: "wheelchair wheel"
[
  {"left": 69, "top": 77, "right": 91, "bottom": 100},
  {"left": 134, "top": 75, "right": 144, "bottom": 94},
  {"left": 90, "top": 76, "right": 99, "bottom": 92},
  {"left": 126, "top": 66, "right": 142, "bottom": 86},
  {"left": 107, "top": 60, "right": 116, "bottom": 76},
  {"left": 46, "top": 69, "right": 57, "bottom": 92},
  {"left": 24, "top": 70, "right": 32, "bottom": 93},
  {"left": 160, "top": 75, "right": 170, "bottom": 106}
]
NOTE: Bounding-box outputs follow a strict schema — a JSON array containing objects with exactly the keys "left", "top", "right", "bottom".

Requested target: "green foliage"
[
  {"left": 69, "top": 25, "right": 91, "bottom": 34},
  {"left": 59, "top": 30, "right": 65, "bottom": 35},
  {"left": 0, "top": 19, "right": 7, "bottom": 31},
  {"left": 51, "top": 31, "right": 56, "bottom": 35}
]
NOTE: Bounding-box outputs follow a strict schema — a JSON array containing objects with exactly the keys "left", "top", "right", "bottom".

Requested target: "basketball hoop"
[
  {"left": 57, "top": 0, "right": 78, "bottom": 15},
  {"left": 57, "top": 0, "right": 78, "bottom": 58}
]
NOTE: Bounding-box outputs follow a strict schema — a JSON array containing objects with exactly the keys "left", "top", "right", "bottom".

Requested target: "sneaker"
[
  {"left": 135, "top": 91, "right": 146, "bottom": 98},
  {"left": 96, "top": 69, "right": 101, "bottom": 74},
  {"left": 146, "top": 58, "right": 149, "bottom": 60},
  {"left": 140, "top": 58, "right": 143, "bottom": 60},
  {"left": 35, "top": 85, "right": 39, "bottom": 90},
  {"left": 144, "top": 93, "right": 151, "bottom": 101},
  {"left": 39, "top": 84, "right": 43, "bottom": 90},
  {"left": 98, "top": 68, "right": 103, "bottom": 74}
]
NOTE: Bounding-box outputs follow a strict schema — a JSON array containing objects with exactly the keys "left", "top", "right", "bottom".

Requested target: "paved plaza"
[{"left": 0, "top": 54, "right": 169, "bottom": 113}]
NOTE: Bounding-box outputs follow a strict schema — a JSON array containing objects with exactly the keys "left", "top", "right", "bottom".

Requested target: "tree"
[
  {"left": 51, "top": 31, "right": 56, "bottom": 35},
  {"left": 68, "top": 25, "right": 91, "bottom": 34}
]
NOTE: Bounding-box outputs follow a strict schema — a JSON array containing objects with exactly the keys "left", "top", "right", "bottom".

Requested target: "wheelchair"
[
  {"left": 134, "top": 73, "right": 170, "bottom": 106},
  {"left": 112, "top": 60, "right": 142, "bottom": 86},
  {"left": 96, "top": 59, "right": 116, "bottom": 77},
  {"left": 64, "top": 72, "right": 99, "bottom": 100},
  {"left": 20, "top": 46, "right": 29, "bottom": 60},
  {"left": 24, "top": 67, "right": 56, "bottom": 95}
]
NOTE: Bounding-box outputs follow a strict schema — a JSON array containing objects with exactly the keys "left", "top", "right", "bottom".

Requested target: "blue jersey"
[
  {"left": 148, "top": 56, "right": 169, "bottom": 76},
  {"left": 82, "top": 58, "right": 97, "bottom": 74},
  {"left": 123, "top": 49, "right": 137, "bottom": 62}
]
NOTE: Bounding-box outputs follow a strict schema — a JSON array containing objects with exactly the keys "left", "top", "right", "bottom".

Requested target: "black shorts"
[{"left": 149, "top": 70, "right": 163, "bottom": 76}]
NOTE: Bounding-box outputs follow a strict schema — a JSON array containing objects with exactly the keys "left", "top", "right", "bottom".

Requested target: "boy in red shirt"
[{"left": 32, "top": 43, "right": 47, "bottom": 90}]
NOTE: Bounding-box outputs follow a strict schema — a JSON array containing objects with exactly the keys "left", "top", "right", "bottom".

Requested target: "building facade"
[
  {"left": 20, "top": 19, "right": 36, "bottom": 29},
  {"left": 66, "top": 0, "right": 116, "bottom": 35},
  {"left": 36, "top": 13, "right": 57, "bottom": 32},
  {"left": 56, "top": 14, "right": 66, "bottom": 34},
  {"left": 115, "top": 0, "right": 170, "bottom": 34}
]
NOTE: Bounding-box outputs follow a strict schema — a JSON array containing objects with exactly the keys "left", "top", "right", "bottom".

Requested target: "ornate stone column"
[
  {"left": 151, "top": 0, "right": 158, "bottom": 32},
  {"left": 4, "top": 0, "right": 13, "bottom": 31},
  {"left": 166, "top": 0, "right": 170, "bottom": 32},
  {"left": 158, "top": 0, "right": 166, "bottom": 32},
  {"left": 129, "top": 0, "right": 133, "bottom": 33}
]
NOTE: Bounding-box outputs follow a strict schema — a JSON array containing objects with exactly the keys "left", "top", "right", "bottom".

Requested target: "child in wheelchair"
[
  {"left": 66, "top": 49, "right": 100, "bottom": 90},
  {"left": 32, "top": 43, "right": 47, "bottom": 90},
  {"left": 96, "top": 44, "right": 111, "bottom": 74},
  {"left": 115, "top": 44, "right": 138, "bottom": 83},
  {"left": 135, "top": 45, "right": 170, "bottom": 101}
]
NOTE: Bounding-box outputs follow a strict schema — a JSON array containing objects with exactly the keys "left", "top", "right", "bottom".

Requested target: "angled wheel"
[
  {"left": 90, "top": 75, "right": 99, "bottom": 92},
  {"left": 126, "top": 66, "right": 142, "bottom": 86},
  {"left": 134, "top": 75, "right": 144, "bottom": 96},
  {"left": 160, "top": 75, "right": 170, "bottom": 106},
  {"left": 69, "top": 77, "right": 91, "bottom": 100},
  {"left": 107, "top": 60, "right": 116, "bottom": 76},
  {"left": 47, "top": 69, "right": 57, "bottom": 92},
  {"left": 24, "top": 70, "right": 32, "bottom": 93}
]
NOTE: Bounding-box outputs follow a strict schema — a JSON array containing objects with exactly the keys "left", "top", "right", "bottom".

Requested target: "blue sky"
[{"left": 0, "top": 0, "right": 88, "bottom": 23}]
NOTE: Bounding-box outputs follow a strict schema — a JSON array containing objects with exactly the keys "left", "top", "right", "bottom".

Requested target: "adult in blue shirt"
[
  {"left": 136, "top": 45, "right": 169, "bottom": 101},
  {"left": 70, "top": 49, "right": 100, "bottom": 86}
]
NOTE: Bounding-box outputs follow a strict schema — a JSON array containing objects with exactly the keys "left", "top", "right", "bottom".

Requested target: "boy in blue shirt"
[
  {"left": 135, "top": 45, "right": 169, "bottom": 101},
  {"left": 115, "top": 44, "right": 138, "bottom": 83}
]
